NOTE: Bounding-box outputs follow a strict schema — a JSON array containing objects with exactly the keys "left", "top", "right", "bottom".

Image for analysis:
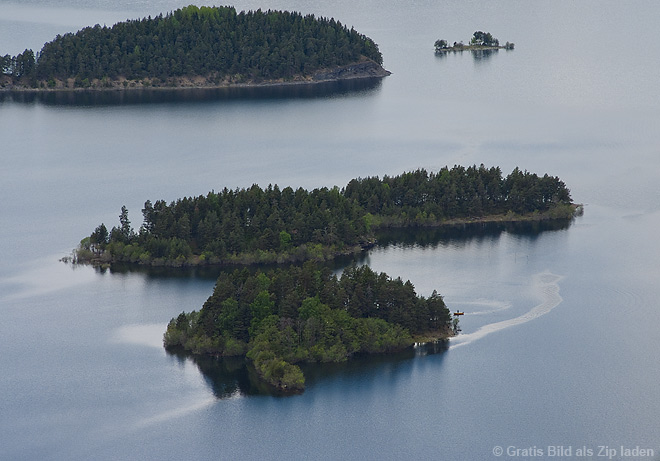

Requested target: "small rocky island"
[
  {"left": 435, "top": 31, "right": 514, "bottom": 53},
  {"left": 1, "top": 5, "right": 389, "bottom": 91}
]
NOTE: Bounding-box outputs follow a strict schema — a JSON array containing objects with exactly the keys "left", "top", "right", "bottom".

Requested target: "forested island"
[
  {"left": 0, "top": 5, "right": 388, "bottom": 91},
  {"left": 435, "top": 31, "right": 514, "bottom": 53},
  {"left": 164, "top": 262, "right": 453, "bottom": 392},
  {"left": 73, "top": 165, "right": 575, "bottom": 269},
  {"left": 70, "top": 164, "right": 576, "bottom": 392}
]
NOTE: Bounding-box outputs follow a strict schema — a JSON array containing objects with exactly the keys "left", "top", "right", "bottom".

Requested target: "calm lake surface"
[{"left": 2, "top": 0, "right": 660, "bottom": 459}]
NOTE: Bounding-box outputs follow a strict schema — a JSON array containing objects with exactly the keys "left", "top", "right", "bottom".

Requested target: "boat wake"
[
  {"left": 450, "top": 272, "right": 564, "bottom": 349},
  {"left": 111, "top": 323, "right": 167, "bottom": 349},
  {"left": 134, "top": 397, "right": 217, "bottom": 429},
  {"left": 1, "top": 254, "right": 97, "bottom": 302},
  {"left": 450, "top": 299, "right": 512, "bottom": 316}
]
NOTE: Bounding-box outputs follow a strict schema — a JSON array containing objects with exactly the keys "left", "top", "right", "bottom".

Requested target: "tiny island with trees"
[
  {"left": 0, "top": 5, "right": 389, "bottom": 91},
  {"left": 435, "top": 31, "right": 514, "bottom": 53},
  {"left": 68, "top": 165, "right": 578, "bottom": 393}
]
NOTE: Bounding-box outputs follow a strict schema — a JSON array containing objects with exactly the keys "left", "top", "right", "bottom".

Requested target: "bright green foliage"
[
  {"left": 247, "top": 317, "right": 306, "bottom": 390},
  {"left": 279, "top": 230, "right": 292, "bottom": 250},
  {"left": 34, "top": 6, "right": 383, "bottom": 82},
  {"left": 164, "top": 262, "right": 449, "bottom": 390},
  {"left": 80, "top": 166, "right": 573, "bottom": 267},
  {"left": 248, "top": 290, "right": 275, "bottom": 337}
]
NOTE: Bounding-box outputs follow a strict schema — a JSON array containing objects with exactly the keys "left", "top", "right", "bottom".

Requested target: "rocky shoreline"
[{"left": 0, "top": 59, "right": 390, "bottom": 93}]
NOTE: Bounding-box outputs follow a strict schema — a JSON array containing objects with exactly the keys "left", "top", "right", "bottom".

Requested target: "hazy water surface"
[{"left": 1, "top": 0, "right": 660, "bottom": 459}]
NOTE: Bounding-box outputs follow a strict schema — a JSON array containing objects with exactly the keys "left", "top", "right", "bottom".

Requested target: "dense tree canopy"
[
  {"left": 1, "top": 50, "right": 36, "bottom": 80},
  {"left": 154, "top": 165, "right": 574, "bottom": 391},
  {"left": 76, "top": 165, "right": 573, "bottom": 267},
  {"left": 2, "top": 5, "right": 383, "bottom": 87},
  {"left": 344, "top": 165, "right": 571, "bottom": 219},
  {"left": 470, "top": 31, "right": 498, "bottom": 47},
  {"left": 164, "top": 262, "right": 452, "bottom": 391}
]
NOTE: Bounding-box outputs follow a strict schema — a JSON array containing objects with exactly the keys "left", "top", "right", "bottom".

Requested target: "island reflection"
[
  {"left": 0, "top": 77, "right": 384, "bottom": 106},
  {"left": 98, "top": 218, "right": 575, "bottom": 280},
  {"left": 167, "top": 340, "right": 449, "bottom": 399}
]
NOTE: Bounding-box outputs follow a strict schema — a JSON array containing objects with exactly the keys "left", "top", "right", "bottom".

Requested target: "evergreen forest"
[
  {"left": 1, "top": 5, "right": 383, "bottom": 88},
  {"left": 75, "top": 165, "right": 574, "bottom": 268},
  {"left": 164, "top": 262, "right": 452, "bottom": 391}
]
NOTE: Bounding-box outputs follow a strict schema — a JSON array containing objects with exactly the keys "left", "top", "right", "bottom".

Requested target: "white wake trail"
[
  {"left": 134, "top": 397, "right": 217, "bottom": 429},
  {"left": 450, "top": 299, "right": 512, "bottom": 316},
  {"left": 450, "top": 272, "right": 563, "bottom": 349}
]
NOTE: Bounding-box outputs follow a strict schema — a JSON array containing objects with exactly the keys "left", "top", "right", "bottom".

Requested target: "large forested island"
[
  {"left": 0, "top": 5, "right": 388, "bottom": 90},
  {"left": 164, "top": 262, "right": 452, "bottom": 392},
  {"left": 73, "top": 165, "right": 575, "bottom": 268}
]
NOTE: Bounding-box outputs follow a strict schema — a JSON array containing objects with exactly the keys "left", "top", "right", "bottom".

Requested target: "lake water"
[{"left": 2, "top": 0, "right": 660, "bottom": 459}]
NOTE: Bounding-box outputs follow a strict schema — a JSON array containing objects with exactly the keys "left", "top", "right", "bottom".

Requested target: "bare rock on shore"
[{"left": 312, "top": 59, "right": 391, "bottom": 81}]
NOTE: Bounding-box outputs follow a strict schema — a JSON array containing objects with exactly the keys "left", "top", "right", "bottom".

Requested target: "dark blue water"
[{"left": 2, "top": 1, "right": 660, "bottom": 459}]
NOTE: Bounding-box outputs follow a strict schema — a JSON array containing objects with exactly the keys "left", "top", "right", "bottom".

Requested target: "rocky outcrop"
[
  {"left": 312, "top": 59, "right": 391, "bottom": 81},
  {"left": 0, "top": 60, "right": 391, "bottom": 93}
]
